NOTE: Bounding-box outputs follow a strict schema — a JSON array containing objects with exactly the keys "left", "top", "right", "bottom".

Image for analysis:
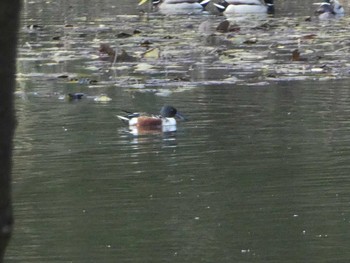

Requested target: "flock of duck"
[
  {"left": 118, "top": 0, "right": 345, "bottom": 133},
  {"left": 138, "top": 0, "right": 344, "bottom": 18}
]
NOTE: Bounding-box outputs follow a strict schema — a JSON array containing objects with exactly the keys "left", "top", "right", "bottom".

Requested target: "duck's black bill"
[{"left": 175, "top": 112, "right": 188, "bottom": 121}]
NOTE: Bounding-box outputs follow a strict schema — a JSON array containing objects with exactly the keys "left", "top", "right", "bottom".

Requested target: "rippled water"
[{"left": 7, "top": 0, "right": 350, "bottom": 262}]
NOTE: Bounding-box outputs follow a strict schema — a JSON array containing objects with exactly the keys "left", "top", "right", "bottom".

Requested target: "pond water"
[{"left": 7, "top": 0, "right": 350, "bottom": 262}]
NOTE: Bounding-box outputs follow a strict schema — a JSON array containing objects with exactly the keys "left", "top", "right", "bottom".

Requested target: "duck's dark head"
[{"left": 160, "top": 105, "right": 187, "bottom": 120}]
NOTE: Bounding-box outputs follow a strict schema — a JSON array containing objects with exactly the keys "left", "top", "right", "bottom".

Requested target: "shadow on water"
[{"left": 8, "top": 0, "right": 350, "bottom": 262}]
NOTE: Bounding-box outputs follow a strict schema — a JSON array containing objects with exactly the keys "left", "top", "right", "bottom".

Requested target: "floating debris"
[
  {"left": 17, "top": 12, "right": 350, "bottom": 95},
  {"left": 69, "top": 78, "right": 98, "bottom": 85},
  {"left": 99, "top": 43, "right": 137, "bottom": 62},
  {"left": 68, "top": 93, "right": 84, "bottom": 100},
  {"left": 291, "top": 49, "right": 308, "bottom": 61},
  {"left": 116, "top": 32, "right": 133, "bottom": 38},
  {"left": 134, "top": 63, "right": 156, "bottom": 72},
  {"left": 216, "top": 20, "right": 240, "bottom": 33},
  {"left": 94, "top": 95, "right": 112, "bottom": 102},
  {"left": 140, "top": 40, "right": 153, "bottom": 47}
]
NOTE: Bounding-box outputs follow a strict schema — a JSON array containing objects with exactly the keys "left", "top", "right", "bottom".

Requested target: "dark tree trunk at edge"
[{"left": 0, "top": 1, "right": 21, "bottom": 262}]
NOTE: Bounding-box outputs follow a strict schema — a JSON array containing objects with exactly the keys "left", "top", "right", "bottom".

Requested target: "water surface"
[{"left": 7, "top": 1, "right": 350, "bottom": 262}]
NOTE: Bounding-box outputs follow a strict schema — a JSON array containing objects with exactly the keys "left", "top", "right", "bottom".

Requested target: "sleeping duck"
[
  {"left": 138, "top": 0, "right": 211, "bottom": 14},
  {"left": 214, "top": 0, "right": 274, "bottom": 15},
  {"left": 315, "top": 0, "right": 344, "bottom": 19}
]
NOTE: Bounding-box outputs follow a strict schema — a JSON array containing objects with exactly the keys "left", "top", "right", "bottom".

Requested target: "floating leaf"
[
  {"left": 142, "top": 48, "right": 160, "bottom": 59},
  {"left": 94, "top": 95, "right": 112, "bottom": 102},
  {"left": 134, "top": 63, "right": 156, "bottom": 72},
  {"left": 16, "top": 12, "right": 350, "bottom": 94}
]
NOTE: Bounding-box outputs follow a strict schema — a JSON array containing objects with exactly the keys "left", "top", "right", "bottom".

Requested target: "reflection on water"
[
  {"left": 118, "top": 126, "right": 178, "bottom": 146},
  {"left": 7, "top": 0, "right": 350, "bottom": 262},
  {"left": 121, "top": 123, "right": 178, "bottom": 136}
]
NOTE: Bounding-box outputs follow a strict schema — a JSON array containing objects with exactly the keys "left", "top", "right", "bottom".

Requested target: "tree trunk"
[{"left": 0, "top": 1, "right": 21, "bottom": 262}]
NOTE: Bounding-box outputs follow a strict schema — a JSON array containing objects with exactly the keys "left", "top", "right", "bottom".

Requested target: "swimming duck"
[
  {"left": 117, "top": 105, "right": 187, "bottom": 132},
  {"left": 138, "top": 0, "right": 211, "bottom": 15},
  {"left": 315, "top": 0, "right": 344, "bottom": 19},
  {"left": 214, "top": 0, "right": 274, "bottom": 15}
]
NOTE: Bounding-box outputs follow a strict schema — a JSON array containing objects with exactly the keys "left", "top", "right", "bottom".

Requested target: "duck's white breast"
[
  {"left": 224, "top": 4, "right": 267, "bottom": 14},
  {"left": 128, "top": 118, "right": 139, "bottom": 126},
  {"left": 159, "top": 2, "right": 204, "bottom": 14},
  {"left": 162, "top": 118, "right": 177, "bottom": 132},
  {"left": 225, "top": 0, "right": 262, "bottom": 4},
  {"left": 161, "top": 117, "right": 177, "bottom": 126}
]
